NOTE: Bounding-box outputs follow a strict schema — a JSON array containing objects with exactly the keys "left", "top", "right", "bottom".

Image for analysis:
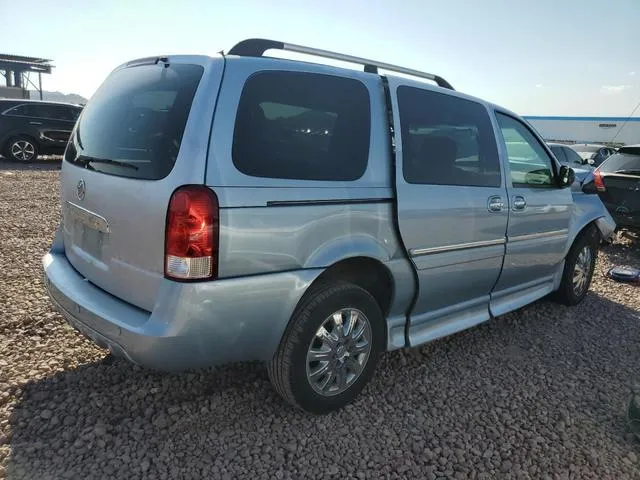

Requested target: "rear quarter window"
[{"left": 232, "top": 71, "right": 371, "bottom": 181}]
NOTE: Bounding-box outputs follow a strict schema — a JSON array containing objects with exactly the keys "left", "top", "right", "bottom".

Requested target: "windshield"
[
  {"left": 576, "top": 151, "right": 597, "bottom": 158},
  {"left": 573, "top": 145, "right": 601, "bottom": 153},
  {"left": 64, "top": 62, "right": 203, "bottom": 180}
]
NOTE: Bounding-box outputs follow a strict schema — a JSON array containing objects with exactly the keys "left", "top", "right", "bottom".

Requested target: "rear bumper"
[
  {"left": 43, "top": 248, "right": 323, "bottom": 371},
  {"left": 601, "top": 202, "right": 638, "bottom": 230},
  {"left": 610, "top": 212, "right": 639, "bottom": 230}
]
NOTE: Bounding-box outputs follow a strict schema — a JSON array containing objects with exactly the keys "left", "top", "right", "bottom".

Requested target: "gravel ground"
[{"left": 1, "top": 161, "right": 640, "bottom": 479}]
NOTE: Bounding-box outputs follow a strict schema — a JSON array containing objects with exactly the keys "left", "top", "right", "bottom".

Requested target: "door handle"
[
  {"left": 512, "top": 196, "right": 526, "bottom": 211},
  {"left": 29, "top": 121, "right": 42, "bottom": 125},
  {"left": 487, "top": 196, "right": 504, "bottom": 212}
]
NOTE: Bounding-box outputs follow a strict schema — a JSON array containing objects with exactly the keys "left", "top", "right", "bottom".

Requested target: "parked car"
[
  {"left": 583, "top": 145, "right": 640, "bottom": 230},
  {"left": 42, "top": 39, "right": 616, "bottom": 413},
  {"left": 569, "top": 143, "right": 616, "bottom": 168},
  {"left": 547, "top": 142, "right": 594, "bottom": 185},
  {"left": 0, "top": 99, "right": 83, "bottom": 162}
]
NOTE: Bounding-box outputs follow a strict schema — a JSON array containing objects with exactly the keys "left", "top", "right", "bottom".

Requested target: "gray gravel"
[{"left": 1, "top": 161, "right": 640, "bottom": 479}]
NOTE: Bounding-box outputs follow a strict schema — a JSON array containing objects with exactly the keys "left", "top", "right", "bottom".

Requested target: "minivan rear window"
[
  {"left": 232, "top": 71, "right": 370, "bottom": 181},
  {"left": 65, "top": 63, "right": 203, "bottom": 180},
  {"left": 599, "top": 152, "right": 640, "bottom": 174}
]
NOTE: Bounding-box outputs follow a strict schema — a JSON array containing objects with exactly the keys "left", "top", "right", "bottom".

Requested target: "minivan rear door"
[
  {"left": 60, "top": 55, "right": 224, "bottom": 311},
  {"left": 388, "top": 79, "right": 508, "bottom": 347}
]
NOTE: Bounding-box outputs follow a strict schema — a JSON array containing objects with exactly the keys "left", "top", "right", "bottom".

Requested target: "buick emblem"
[{"left": 76, "top": 179, "right": 86, "bottom": 201}]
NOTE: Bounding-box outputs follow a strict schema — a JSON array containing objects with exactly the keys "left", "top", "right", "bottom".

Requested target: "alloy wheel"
[
  {"left": 572, "top": 245, "right": 592, "bottom": 295},
  {"left": 306, "top": 308, "right": 372, "bottom": 396},
  {"left": 11, "top": 140, "right": 36, "bottom": 161}
]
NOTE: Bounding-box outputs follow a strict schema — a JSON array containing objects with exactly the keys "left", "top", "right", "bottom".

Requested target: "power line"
[{"left": 611, "top": 98, "right": 640, "bottom": 143}]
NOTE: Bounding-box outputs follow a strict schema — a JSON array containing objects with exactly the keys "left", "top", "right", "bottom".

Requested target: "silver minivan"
[{"left": 43, "top": 39, "right": 616, "bottom": 413}]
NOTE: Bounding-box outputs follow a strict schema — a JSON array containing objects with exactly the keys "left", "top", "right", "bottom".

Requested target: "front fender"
[{"left": 565, "top": 192, "right": 616, "bottom": 254}]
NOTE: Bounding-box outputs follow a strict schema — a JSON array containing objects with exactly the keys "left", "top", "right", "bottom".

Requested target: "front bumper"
[
  {"left": 595, "top": 212, "right": 618, "bottom": 243},
  {"left": 43, "top": 248, "right": 323, "bottom": 371}
]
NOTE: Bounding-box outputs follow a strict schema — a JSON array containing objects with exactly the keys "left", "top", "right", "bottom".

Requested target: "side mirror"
[{"left": 558, "top": 165, "right": 575, "bottom": 187}]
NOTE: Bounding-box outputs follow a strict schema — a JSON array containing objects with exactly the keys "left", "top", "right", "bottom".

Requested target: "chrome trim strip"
[
  {"left": 508, "top": 229, "right": 568, "bottom": 243},
  {"left": 65, "top": 201, "right": 110, "bottom": 233},
  {"left": 411, "top": 238, "right": 506, "bottom": 256}
]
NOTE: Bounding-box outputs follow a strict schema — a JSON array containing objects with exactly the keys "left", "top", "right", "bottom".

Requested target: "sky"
[{"left": 1, "top": 0, "right": 639, "bottom": 117}]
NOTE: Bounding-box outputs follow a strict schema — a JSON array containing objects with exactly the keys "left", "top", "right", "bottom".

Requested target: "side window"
[
  {"left": 51, "top": 106, "right": 79, "bottom": 122},
  {"left": 4, "top": 104, "right": 31, "bottom": 117},
  {"left": 232, "top": 71, "right": 370, "bottom": 181},
  {"left": 550, "top": 146, "right": 566, "bottom": 163},
  {"left": 28, "top": 104, "right": 56, "bottom": 119},
  {"left": 496, "top": 113, "right": 556, "bottom": 187},
  {"left": 564, "top": 147, "right": 584, "bottom": 166},
  {"left": 69, "top": 107, "right": 82, "bottom": 122},
  {"left": 397, "top": 86, "right": 501, "bottom": 187}
]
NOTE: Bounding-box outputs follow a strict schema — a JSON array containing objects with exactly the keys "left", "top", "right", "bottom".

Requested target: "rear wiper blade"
[{"left": 76, "top": 154, "right": 138, "bottom": 170}]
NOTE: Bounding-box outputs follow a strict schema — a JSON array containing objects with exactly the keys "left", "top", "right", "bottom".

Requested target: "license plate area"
[
  {"left": 66, "top": 201, "right": 109, "bottom": 260},
  {"left": 73, "top": 221, "right": 104, "bottom": 259}
]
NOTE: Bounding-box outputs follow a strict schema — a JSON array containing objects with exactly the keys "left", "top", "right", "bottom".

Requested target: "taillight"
[
  {"left": 165, "top": 186, "right": 219, "bottom": 281},
  {"left": 593, "top": 169, "right": 606, "bottom": 192}
]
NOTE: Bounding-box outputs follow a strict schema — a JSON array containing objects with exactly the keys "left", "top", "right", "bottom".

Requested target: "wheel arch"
[
  {"left": 274, "top": 256, "right": 395, "bottom": 360},
  {"left": 554, "top": 219, "right": 600, "bottom": 305},
  {"left": 565, "top": 193, "right": 616, "bottom": 257},
  {"left": 2, "top": 133, "right": 41, "bottom": 155},
  {"left": 565, "top": 218, "right": 607, "bottom": 258},
  {"left": 311, "top": 256, "right": 395, "bottom": 320}
]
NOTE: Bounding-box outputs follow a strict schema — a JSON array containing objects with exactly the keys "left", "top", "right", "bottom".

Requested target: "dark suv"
[
  {"left": 0, "top": 99, "right": 83, "bottom": 162},
  {"left": 584, "top": 145, "right": 640, "bottom": 230}
]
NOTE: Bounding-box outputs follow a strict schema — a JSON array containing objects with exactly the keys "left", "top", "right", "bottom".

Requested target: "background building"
[
  {"left": 0, "top": 54, "right": 53, "bottom": 100},
  {"left": 524, "top": 116, "right": 640, "bottom": 146}
]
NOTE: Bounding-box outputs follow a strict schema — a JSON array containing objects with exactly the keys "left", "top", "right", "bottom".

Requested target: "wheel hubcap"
[
  {"left": 11, "top": 140, "right": 35, "bottom": 161},
  {"left": 306, "top": 308, "right": 372, "bottom": 397},
  {"left": 572, "top": 245, "right": 592, "bottom": 295}
]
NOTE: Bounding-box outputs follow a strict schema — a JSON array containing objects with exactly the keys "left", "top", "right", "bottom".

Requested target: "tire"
[
  {"left": 555, "top": 226, "right": 599, "bottom": 306},
  {"left": 268, "top": 281, "right": 385, "bottom": 414},
  {"left": 4, "top": 136, "right": 39, "bottom": 162}
]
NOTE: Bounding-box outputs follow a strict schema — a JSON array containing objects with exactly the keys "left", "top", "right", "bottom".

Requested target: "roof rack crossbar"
[{"left": 228, "top": 38, "right": 454, "bottom": 90}]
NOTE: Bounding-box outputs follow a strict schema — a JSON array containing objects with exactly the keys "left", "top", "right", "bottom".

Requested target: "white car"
[{"left": 570, "top": 144, "right": 616, "bottom": 167}]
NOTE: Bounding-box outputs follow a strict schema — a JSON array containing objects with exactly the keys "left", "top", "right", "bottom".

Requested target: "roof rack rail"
[{"left": 228, "top": 38, "right": 454, "bottom": 91}]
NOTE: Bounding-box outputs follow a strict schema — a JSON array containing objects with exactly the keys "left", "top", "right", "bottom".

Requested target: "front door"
[
  {"left": 490, "top": 112, "right": 573, "bottom": 316},
  {"left": 389, "top": 81, "right": 508, "bottom": 347}
]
